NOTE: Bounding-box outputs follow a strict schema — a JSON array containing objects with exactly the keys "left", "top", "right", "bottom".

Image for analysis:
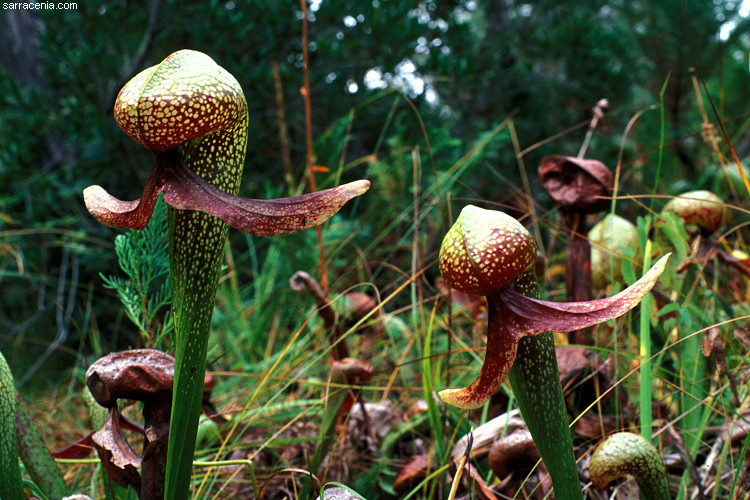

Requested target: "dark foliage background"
[{"left": 1, "top": 0, "right": 749, "bottom": 390}]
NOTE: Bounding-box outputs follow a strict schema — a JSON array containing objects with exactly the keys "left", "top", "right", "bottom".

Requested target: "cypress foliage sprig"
[{"left": 101, "top": 195, "right": 173, "bottom": 349}]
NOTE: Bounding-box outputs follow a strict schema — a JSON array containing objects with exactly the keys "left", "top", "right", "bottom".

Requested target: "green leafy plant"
[
  {"left": 83, "top": 49, "right": 369, "bottom": 499},
  {"left": 437, "top": 205, "right": 669, "bottom": 499},
  {"left": 101, "top": 195, "right": 173, "bottom": 349}
]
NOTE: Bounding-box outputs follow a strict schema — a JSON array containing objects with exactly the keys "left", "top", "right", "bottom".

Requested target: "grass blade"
[{"left": 639, "top": 239, "right": 653, "bottom": 442}]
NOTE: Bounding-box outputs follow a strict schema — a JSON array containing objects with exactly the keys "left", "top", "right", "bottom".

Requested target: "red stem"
[{"left": 299, "top": 0, "right": 328, "bottom": 292}]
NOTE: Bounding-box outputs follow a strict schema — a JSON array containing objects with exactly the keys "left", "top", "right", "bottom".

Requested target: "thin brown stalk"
[
  {"left": 680, "top": 0, "right": 750, "bottom": 196},
  {"left": 299, "top": 0, "right": 328, "bottom": 292},
  {"left": 577, "top": 98, "right": 609, "bottom": 159},
  {"left": 270, "top": 61, "right": 293, "bottom": 185},
  {"left": 689, "top": 68, "right": 740, "bottom": 201},
  {"left": 611, "top": 104, "right": 658, "bottom": 215},
  {"left": 508, "top": 119, "right": 545, "bottom": 259},
  {"left": 289, "top": 270, "right": 350, "bottom": 361},
  {"left": 402, "top": 96, "right": 446, "bottom": 233},
  {"left": 517, "top": 119, "right": 589, "bottom": 158}
]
